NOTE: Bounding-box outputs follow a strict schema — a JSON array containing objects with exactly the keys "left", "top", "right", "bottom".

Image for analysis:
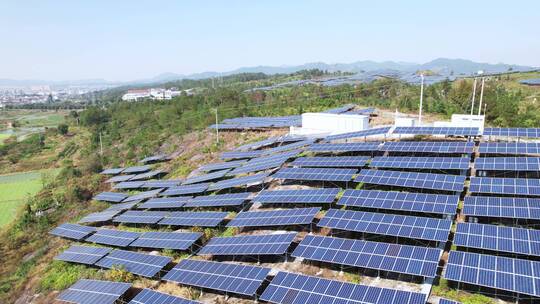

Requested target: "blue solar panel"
[
  {"left": 254, "top": 188, "right": 340, "bottom": 205},
  {"left": 113, "top": 211, "right": 169, "bottom": 224},
  {"left": 95, "top": 249, "right": 171, "bottom": 278},
  {"left": 49, "top": 223, "right": 96, "bottom": 240},
  {"left": 260, "top": 140, "right": 314, "bottom": 155},
  {"left": 57, "top": 279, "right": 131, "bottom": 304},
  {"left": 291, "top": 156, "right": 370, "bottom": 168},
  {"left": 440, "top": 299, "right": 461, "bottom": 304},
  {"left": 338, "top": 189, "right": 459, "bottom": 215},
  {"left": 85, "top": 228, "right": 141, "bottom": 247},
  {"left": 113, "top": 181, "right": 146, "bottom": 190},
  {"left": 234, "top": 136, "right": 284, "bottom": 152},
  {"left": 308, "top": 142, "right": 381, "bottom": 152},
  {"left": 323, "top": 104, "right": 356, "bottom": 114},
  {"left": 78, "top": 210, "right": 121, "bottom": 224},
  {"left": 470, "top": 177, "right": 540, "bottom": 196},
  {"left": 220, "top": 150, "right": 264, "bottom": 160},
  {"left": 184, "top": 192, "right": 250, "bottom": 208},
  {"left": 260, "top": 272, "right": 427, "bottom": 304},
  {"left": 161, "top": 183, "right": 210, "bottom": 196},
  {"left": 130, "top": 169, "right": 166, "bottom": 181},
  {"left": 198, "top": 160, "right": 246, "bottom": 172},
  {"left": 370, "top": 156, "right": 469, "bottom": 170},
  {"left": 227, "top": 207, "right": 320, "bottom": 227},
  {"left": 381, "top": 141, "right": 474, "bottom": 154},
  {"left": 483, "top": 128, "right": 540, "bottom": 138},
  {"left": 355, "top": 169, "right": 466, "bottom": 192},
  {"left": 479, "top": 142, "right": 540, "bottom": 155},
  {"left": 393, "top": 127, "right": 479, "bottom": 136},
  {"left": 141, "top": 179, "right": 183, "bottom": 188},
  {"left": 105, "top": 201, "right": 139, "bottom": 212},
  {"left": 137, "top": 196, "right": 191, "bottom": 209},
  {"left": 292, "top": 235, "right": 442, "bottom": 278},
  {"left": 128, "top": 289, "right": 201, "bottom": 304},
  {"left": 273, "top": 167, "right": 357, "bottom": 182},
  {"left": 228, "top": 154, "right": 292, "bottom": 176},
  {"left": 198, "top": 232, "right": 296, "bottom": 256},
  {"left": 445, "top": 250, "right": 540, "bottom": 297},
  {"left": 182, "top": 169, "right": 230, "bottom": 185},
  {"left": 163, "top": 259, "right": 271, "bottom": 296},
  {"left": 325, "top": 126, "right": 391, "bottom": 141},
  {"left": 124, "top": 188, "right": 164, "bottom": 202},
  {"left": 207, "top": 172, "right": 269, "bottom": 191},
  {"left": 130, "top": 231, "right": 202, "bottom": 250},
  {"left": 475, "top": 157, "right": 540, "bottom": 171},
  {"left": 158, "top": 211, "right": 228, "bottom": 227},
  {"left": 319, "top": 209, "right": 452, "bottom": 242},
  {"left": 93, "top": 191, "right": 128, "bottom": 203},
  {"left": 106, "top": 174, "right": 135, "bottom": 183},
  {"left": 122, "top": 165, "right": 152, "bottom": 174},
  {"left": 463, "top": 196, "right": 540, "bottom": 220},
  {"left": 100, "top": 168, "right": 124, "bottom": 175},
  {"left": 139, "top": 154, "right": 170, "bottom": 164},
  {"left": 54, "top": 245, "right": 111, "bottom": 265}
]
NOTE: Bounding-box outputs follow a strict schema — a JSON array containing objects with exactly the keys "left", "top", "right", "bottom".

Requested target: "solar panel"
[
  {"left": 338, "top": 189, "right": 459, "bottom": 215},
  {"left": 124, "top": 188, "right": 164, "bottom": 202},
  {"left": 207, "top": 172, "right": 269, "bottom": 191},
  {"left": 355, "top": 169, "right": 466, "bottom": 192},
  {"left": 381, "top": 141, "right": 474, "bottom": 154},
  {"left": 57, "top": 279, "right": 131, "bottom": 304},
  {"left": 130, "top": 231, "right": 202, "bottom": 250},
  {"left": 92, "top": 192, "right": 128, "bottom": 203},
  {"left": 484, "top": 128, "right": 540, "bottom": 138},
  {"left": 291, "top": 156, "right": 370, "bottom": 168},
  {"left": 139, "top": 154, "right": 170, "bottom": 164},
  {"left": 198, "top": 232, "right": 296, "bottom": 256},
  {"left": 259, "top": 139, "right": 314, "bottom": 155},
  {"left": 463, "top": 196, "right": 540, "bottom": 220},
  {"left": 162, "top": 259, "right": 271, "bottom": 296},
  {"left": 323, "top": 104, "right": 356, "bottom": 114},
  {"left": 445, "top": 250, "right": 540, "bottom": 297},
  {"left": 273, "top": 167, "right": 357, "bottom": 182},
  {"left": 227, "top": 207, "right": 320, "bottom": 227},
  {"left": 182, "top": 169, "right": 230, "bottom": 185},
  {"left": 106, "top": 174, "right": 135, "bottom": 183},
  {"left": 78, "top": 210, "right": 121, "bottom": 224},
  {"left": 158, "top": 211, "right": 228, "bottom": 227},
  {"left": 113, "top": 211, "right": 169, "bottom": 224},
  {"left": 49, "top": 223, "right": 96, "bottom": 240},
  {"left": 162, "top": 183, "right": 209, "bottom": 196},
  {"left": 184, "top": 192, "right": 250, "bottom": 208},
  {"left": 85, "top": 228, "right": 141, "bottom": 247},
  {"left": 454, "top": 222, "right": 540, "bottom": 257},
  {"left": 475, "top": 157, "right": 540, "bottom": 171},
  {"left": 439, "top": 299, "right": 461, "bottom": 304},
  {"left": 393, "top": 127, "right": 479, "bottom": 136},
  {"left": 292, "top": 235, "right": 442, "bottom": 278},
  {"left": 128, "top": 289, "right": 201, "bottom": 304},
  {"left": 325, "top": 126, "right": 392, "bottom": 141},
  {"left": 260, "top": 271, "right": 427, "bottom": 304},
  {"left": 308, "top": 142, "right": 381, "bottom": 152},
  {"left": 113, "top": 181, "right": 146, "bottom": 190},
  {"left": 198, "top": 159, "right": 246, "bottom": 172},
  {"left": 100, "top": 168, "right": 124, "bottom": 175},
  {"left": 234, "top": 136, "right": 284, "bottom": 151},
  {"left": 105, "top": 201, "right": 139, "bottom": 212},
  {"left": 254, "top": 188, "right": 340, "bottom": 205},
  {"left": 479, "top": 142, "right": 540, "bottom": 155},
  {"left": 95, "top": 249, "right": 171, "bottom": 278},
  {"left": 228, "top": 152, "right": 295, "bottom": 175},
  {"left": 470, "top": 177, "right": 540, "bottom": 196},
  {"left": 122, "top": 165, "right": 152, "bottom": 174},
  {"left": 318, "top": 209, "right": 452, "bottom": 242},
  {"left": 137, "top": 196, "right": 191, "bottom": 209},
  {"left": 130, "top": 169, "right": 166, "bottom": 181},
  {"left": 220, "top": 150, "right": 264, "bottom": 160},
  {"left": 55, "top": 245, "right": 111, "bottom": 265},
  {"left": 370, "top": 156, "right": 469, "bottom": 170},
  {"left": 141, "top": 179, "right": 183, "bottom": 188}
]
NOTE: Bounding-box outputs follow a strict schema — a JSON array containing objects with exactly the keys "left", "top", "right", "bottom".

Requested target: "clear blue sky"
[{"left": 1, "top": 0, "right": 539, "bottom": 81}]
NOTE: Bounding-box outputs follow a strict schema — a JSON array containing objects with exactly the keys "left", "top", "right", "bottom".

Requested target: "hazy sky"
[{"left": 1, "top": 0, "right": 539, "bottom": 81}]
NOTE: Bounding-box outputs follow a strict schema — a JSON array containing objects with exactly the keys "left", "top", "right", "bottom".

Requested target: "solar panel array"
[
  {"left": 370, "top": 156, "right": 469, "bottom": 170},
  {"left": 463, "top": 196, "right": 540, "bottom": 220},
  {"left": 292, "top": 235, "right": 442, "bottom": 278},
  {"left": 260, "top": 139, "right": 314, "bottom": 155},
  {"left": 308, "top": 142, "right": 381, "bottom": 152},
  {"left": 381, "top": 141, "right": 474, "bottom": 154},
  {"left": 198, "top": 159, "right": 246, "bottom": 172},
  {"left": 291, "top": 156, "right": 369, "bottom": 168},
  {"left": 254, "top": 188, "right": 340, "bottom": 205},
  {"left": 484, "top": 128, "right": 540, "bottom": 138},
  {"left": 130, "top": 231, "right": 202, "bottom": 250},
  {"left": 470, "top": 177, "right": 540, "bottom": 196},
  {"left": 182, "top": 169, "right": 230, "bottom": 185},
  {"left": 113, "top": 181, "right": 145, "bottom": 190},
  {"left": 106, "top": 174, "right": 135, "bottom": 183},
  {"left": 355, "top": 169, "right": 466, "bottom": 192},
  {"left": 207, "top": 172, "right": 269, "bottom": 191},
  {"left": 128, "top": 289, "right": 201, "bottom": 304},
  {"left": 141, "top": 179, "right": 182, "bottom": 188},
  {"left": 122, "top": 165, "right": 152, "bottom": 174},
  {"left": 49, "top": 223, "right": 96, "bottom": 240},
  {"left": 393, "top": 127, "right": 479, "bottom": 136},
  {"left": 95, "top": 249, "right": 171, "bottom": 278},
  {"left": 184, "top": 192, "right": 250, "bottom": 208},
  {"left": 440, "top": 299, "right": 461, "bottom": 304},
  {"left": 113, "top": 211, "right": 169, "bottom": 224},
  {"left": 137, "top": 196, "right": 191, "bottom": 209},
  {"left": 319, "top": 209, "right": 452, "bottom": 242},
  {"left": 123, "top": 188, "right": 164, "bottom": 202},
  {"left": 273, "top": 167, "right": 357, "bottom": 182},
  {"left": 475, "top": 157, "right": 540, "bottom": 171},
  {"left": 139, "top": 154, "right": 169, "bottom": 164},
  {"left": 220, "top": 150, "right": 264, "bottom": 160},
  {"left": 162, "top": 183, "right": 210, "bottom": 196},
  {"left": 454, "top": 222, "right": 540, "bottom": 257},
  {"left": 85, "top": 228, "right": 141, "bottom": 247},
  {"left": 323, "top": 104, "right": 356, "bottom": 114},
  {"left": 479, "top": 142, "right": 540, "bottom": 155},
  {"left": 130, "top": 169, "right": 165, "bottom": 181},
  {"left": 325, "top": 126, "right": 392, "bottom": 141},
  {"left": 93, "top": 191, "right": 127, "bottom": 202},
  {"left": 158, "top": 211, "right": 228, "bottom": 227},
  {"left": 228, "top": 151, "right": 297, "bottom": 175},
  {"left": 163, "top": 259, "right": 271, "bottom": 296},
  {"left": 228, "top": 207, "right": 321, "bottom": 227},
  {"left": 57, "top": 279, "right": 131, "bottom": 304},
  {"left": 105, "top": 201, "right": 139, "bottom": 212},
  {"left": 445, "top": 250, "right": 540, "bottom": 297},
  {"left": 198, "top": 232, "right": 296, "bottom": 256},
  {"left": 55, "top": 245, "right": 111, "bottom": 265},
  {"left": 260, "top": 272, "right": 427, "bottom": 304},
  {"left": 100, "top": 167, "right": 124, "bottom": 175},
  {"left": 234, "top": 136, "right": 283, "bottom": 151},
  {"left": 78, "top": 210, "right": 121, "bottom": 224},
  {"left": 338, "top": 189, "right": 459, "bottom": 215}
]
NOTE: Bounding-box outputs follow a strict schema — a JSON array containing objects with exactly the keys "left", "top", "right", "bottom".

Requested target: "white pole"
[
  {"left": 470, "top": 78, "right": 477, "bottom": 115},
  {"left": 484, "top": 103, "right": 487, "bottom": 116},
  {"left": 214, "top": 108, "right": 219, "bottom": 143},
  {"left": 419, "top": 74, "right": 424, "bottom": 125},
  {"left": 478, "top": 77, "right": 485, "bottom": 115},
  {"left": 99, "top": 132, "right": 103, "bottom": 156}
]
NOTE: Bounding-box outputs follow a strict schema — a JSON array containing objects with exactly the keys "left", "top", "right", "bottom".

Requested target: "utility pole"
[
  {"left": 99, "top": 132, "right": 103, "bottom": 156},
  {"left": 478, "top": 77, "right": 485, "bottom": 115},
  {"left": 214, "top": 108, "right": 219, "bottom": 144},
  {"left": 470, "top": 78, "right": 477, "bottom": 115},
  {"left": 418, "top": 74, "right": 424, "bottom": 125},
  {"left": 484, "top": 103, "right": 487, "bottom": 116}
]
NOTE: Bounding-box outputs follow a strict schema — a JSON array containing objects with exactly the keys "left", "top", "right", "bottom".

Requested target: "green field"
[
  {"left": 0, "top": 169, "right": 59, "bottom": 227},
  {"left": 0, "top": 133, "right": 9, "bottom": 145}
]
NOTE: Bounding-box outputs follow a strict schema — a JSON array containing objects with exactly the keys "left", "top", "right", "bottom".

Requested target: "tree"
[{"left": 57, "top": 123, "right": 69, "bottom": 135}]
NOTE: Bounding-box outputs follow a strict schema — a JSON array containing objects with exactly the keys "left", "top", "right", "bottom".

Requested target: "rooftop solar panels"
[
  {"left": 141, "top": 179, "right": 183, "bottom": 188},
  {"left": 292, "top": 235, "right": 442, "bottom": 278},
  {"left": 106, "top": 174, "right": 135, "bottom": 183},
  {"left": 445, "top": 250, "right": 540, "bottom": 297},
  {"left": 85, "top": 228, "right": 141, "bottom": 247},
  {"left": 138, "top": 196, "right": 191, "bottom": 209},
  {"left": 319, "top": 209, "right": 452, "bottom": 242},
  {"left": 479, "top": 142, "right": 540, "bottom": 155},
  {"left": 393, "top": 127, "right": 480, "bottom": 136},
  {"left": 162, "top": 259, "right": 271, "bottom": 296},
  {"left": 100, "top": 167, "right": 124, "bottom": 175},
  {"left": 355, "top": 169, "right": 466, "bottom": 192},
  {"left": 113, "top": 211, "right": 169, "bottom": 224},
  {"left": 325, "top": 126, "right": 391, "bottom": 141},
  {"left": 475, "top": 157, "right": 540, "bottom": 171},
  {"left": 158, "top": 211, "right": 228, "bottom": 227},
  {"left": 130, "top": 231, "right": 202, "bottom": 250},
  {"left": 113, "top": 181, "right": 146, "bottom": 190},
  {"left": 370, "top": 156, "right": 469, "bottom": 170},
  {"left": 463, "top": 196, "right": 540, "bottom": 220},
  {"left": 122, "top": 165, "right": 152, "bottom": 174},
  {"left": 198, "top": 160, "right": 246, "bottom": 172},
  {"left": 207, "top": 172, "right": 269, "bottom": 191},
  {"left": 162, "top": 183, "right": 209, "bottom": 196},
  {"left": 130, "top": 169, "right": 166, "bottom": 181},
  {"left": 95, "top": 249, "right": 171, "bottom": 278},
  {"left": 469, "top": 177, "right": 540, "bottom": 196},
  {"left": 273, "top": 167, "right": 357, "bottom": 182},
  {"left": 220, "top": 150, "right": 264, "bottom": 160},
  {"left": 199, "top": 232, "right": 296, "bottom": 256},
  {"left": 182, "top": 169, "right": 230, "bottom": 185},
  {"left": 454, "top": 222, "right": 540, "bottom": 257},
  {"left": 484, "top": 128, "right": 540, "bottom": 138},
  {"left": 308, "top": 142, "right": 381, "bottom": 152},
  {"left": 124, "top": 188, "right": 164, "bottom": 202},
  {"left": 55, "top": 245, "right": 111, "bottom": 265},
  {"left": 49, "top": 223, "right": 96, "bottom": 240},
  {"left": 227, "top": 207, "right": 320, "bottom": 227},
  {"left": 254, "top": 188, "right": 340, "bottom": 205},
  {"left": 128, "top": 289, "right": 201, "bottom": 304},
  {"left": 381, "top": 141, "right": 474, "bottom": 154},
  {"left": 93, "top": 191, "right": 128, "bottom": 203},
  {"left": 291, "top": 156, "right": 369, "bottom": 168},
  {"left": 78, "top": 210, "right": 121, "bottom": 224},
  {"left": 260, "top": 272, "right": 427, "bottom": 304},
  {"left": 57, "top": 279, "right": 131, "bottom": 304},
  {"left": 338, "top": 189, "right": 459, "bottom": 215},
  {"left": 184, "top": 192, "right": 250, "bottom": 208}
]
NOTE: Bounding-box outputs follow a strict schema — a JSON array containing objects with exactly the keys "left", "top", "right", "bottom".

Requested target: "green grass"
[{"left": 0, "top": 133, "right": 9, "bottom": 145}]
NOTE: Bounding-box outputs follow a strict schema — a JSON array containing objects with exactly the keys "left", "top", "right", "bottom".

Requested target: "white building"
[{"left": 290, "top": 113, "right": 369, "bottom": 136}]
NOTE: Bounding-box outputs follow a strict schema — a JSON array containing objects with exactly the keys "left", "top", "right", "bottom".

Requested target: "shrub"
[{"left": 57, "top": 123, "right": 69, "bottom": 135}]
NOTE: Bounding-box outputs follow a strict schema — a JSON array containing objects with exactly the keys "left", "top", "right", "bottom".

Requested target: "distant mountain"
[{"left": 418, "top": 58, "right": 534, "bottom": 75}]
